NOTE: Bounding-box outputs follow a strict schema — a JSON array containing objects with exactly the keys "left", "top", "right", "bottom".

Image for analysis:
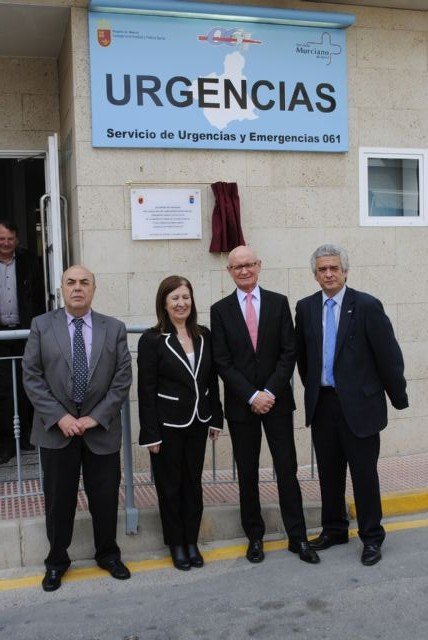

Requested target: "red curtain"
[{"left": 209, "top": 182, "right": 245, "bottom": 253}]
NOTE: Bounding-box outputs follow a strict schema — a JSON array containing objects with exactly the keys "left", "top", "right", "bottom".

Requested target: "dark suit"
[
  {"left": 211, "top": 288, "right": 308, "bottom": 543},
  {"left": 138, "top": 327, "right": 223, "bottom": 545},
  {"left": 0, "top": 247, "right": 45, "bottom": 451},
  {"left": 295, "top": 286, "right": 408, "bottom": 544},
  {"left": 22, "top": 308, "right": 132, "bottom": 570}
]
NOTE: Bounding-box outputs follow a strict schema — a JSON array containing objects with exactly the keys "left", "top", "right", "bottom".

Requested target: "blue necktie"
[
  {"left": 324, "top": 298, "right": 337, "bottom": 387},
  {"left": 72, "top": 318, "right": 88, "bottom": 403}
]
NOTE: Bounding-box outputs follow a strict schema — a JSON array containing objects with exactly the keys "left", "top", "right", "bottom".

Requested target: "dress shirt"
[
  {"left": 186, "top": 351, "right": 195, "bottom": 371},
  {"left": 0, "top": 254, "right": 20, "bottom": 325},
  {"left": 65, "top": 309, "right": 93, "bottom": 365},
  {"left": 321, "top": 285, "right": 347, "bottom": 386},
  {"left": 236, "top": 285, "right": 261, "bottom": 321}
]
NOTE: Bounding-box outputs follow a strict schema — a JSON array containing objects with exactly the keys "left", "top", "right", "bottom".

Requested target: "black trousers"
[
  {"left": 40, "top": 437, "right": 121, "bottom": 571},
  {"left": 0, "top": 336, "right": 32, "bottom": 451},
  {"left": 150, "top": 421, "right": 208, "bottom": 546},
  {"left": 312, "top": 388, "right": 385, "bottom": 546},
  {"left": 228, "top": 412, "right": 307, "bottom": 543}
]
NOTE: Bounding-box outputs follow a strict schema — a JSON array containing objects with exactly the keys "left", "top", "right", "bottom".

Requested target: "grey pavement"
[{"left": 1, "top": 515, "right": 427, "bottom": 640}]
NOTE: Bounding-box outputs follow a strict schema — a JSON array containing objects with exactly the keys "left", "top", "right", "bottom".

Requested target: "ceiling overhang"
[
  {"left": 88, "top": 0, "right": 355, "bottom": 28},
  {"left": 0, "top": 3, "right": 69, "bottom": 57}
]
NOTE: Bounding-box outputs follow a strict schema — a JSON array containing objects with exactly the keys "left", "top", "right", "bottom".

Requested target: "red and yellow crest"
[{"left": 97, "top": 21, "right": 112, "bottom": 47}]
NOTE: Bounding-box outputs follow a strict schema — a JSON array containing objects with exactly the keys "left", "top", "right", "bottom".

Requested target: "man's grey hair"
[{"left": 310, "top": 244, "right": 349, "bottom": 275}]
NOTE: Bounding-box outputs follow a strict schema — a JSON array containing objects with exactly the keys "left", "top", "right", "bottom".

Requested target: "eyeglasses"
[{"left": 228, "top": 261, "right": 259, "bottom": 273}]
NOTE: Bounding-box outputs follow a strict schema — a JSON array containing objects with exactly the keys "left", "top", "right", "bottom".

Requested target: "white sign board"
[{"left": 131, "top": 188, "right": 202, "bottom": 240}]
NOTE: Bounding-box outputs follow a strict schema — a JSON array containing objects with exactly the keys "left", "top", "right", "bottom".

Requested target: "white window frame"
[{"left": 359, "top": 147, "right": 428, "bottom": 227}]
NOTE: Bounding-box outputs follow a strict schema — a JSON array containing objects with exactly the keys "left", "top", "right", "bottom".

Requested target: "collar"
[
  {"left": 236, "top": 284, "right": 260, "bottom": 304},
  {"left": 322, "top": 285, "right": 347, "bottom": 307},
  {"left": 66, "top": 309, "right": 93, "bottom": 328},
  {"left": 0, "top": 253, "right": 16, "bottom": 266}
]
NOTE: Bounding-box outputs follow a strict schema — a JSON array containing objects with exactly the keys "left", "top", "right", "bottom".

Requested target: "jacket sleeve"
[
  {"left": 264, "top": 295, "right": 296, "bottom": 395},
  {"left": 204, "top": 328, "right": 224, "bottom": 430},
  {"left": 210, "top": 303, "right": 257, "bottom": 403},
  {"left": 137, "top": 331, "right": 162, "bottom": 445},
  {"left": 295, "top": 300, "right": 308, "bottom": 386},
  {"left": 364, "top": 297, "right": 409, "bottom": 410},
  {"left": 22, "top": 318, "right": 69, "bottom": 429},
  {"left": 88, "top": 321, "right": 132, "bottom": 429}
]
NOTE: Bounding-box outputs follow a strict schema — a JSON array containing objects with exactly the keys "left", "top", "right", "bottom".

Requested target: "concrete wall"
[{"left": 0, "top": 56, "right": 59, "bottom": 151}]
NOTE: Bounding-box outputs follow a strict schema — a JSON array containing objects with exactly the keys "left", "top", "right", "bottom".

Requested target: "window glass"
[
  {"left": 359, "top": 148, "right": 427, "bottom": 227},
  {"left": 368, "top": 158, "right": 419, "bottom": 218}
]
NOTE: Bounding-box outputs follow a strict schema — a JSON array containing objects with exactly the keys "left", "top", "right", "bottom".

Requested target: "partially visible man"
[
  {"left": 22, "top": 265, "right": 132, "bottom": 591},
  {"left": 211, "top": 246, "right": 319, "bottom": 565},
  {"left": 295, "top": 244, "right": 408, "bottom": 566},
  {"left": 0, "top": 220, "right": 45, "bottom": 463}
]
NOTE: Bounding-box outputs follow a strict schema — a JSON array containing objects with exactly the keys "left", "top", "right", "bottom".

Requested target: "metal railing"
[{"left": 0, "top": 328, "right": 315, "bottom": 534}]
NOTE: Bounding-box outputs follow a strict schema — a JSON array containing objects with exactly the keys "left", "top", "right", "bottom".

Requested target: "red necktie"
[{"left": 245, "top": 293, "right": 258, "bottom": 351}]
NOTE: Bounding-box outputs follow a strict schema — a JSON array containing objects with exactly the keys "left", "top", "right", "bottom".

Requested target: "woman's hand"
[
  {"left": 209, "top": 428, "right": 220, "bottom": 442},
  {"left": 148, "top": 444, "right": 161, "bottom": 454}
]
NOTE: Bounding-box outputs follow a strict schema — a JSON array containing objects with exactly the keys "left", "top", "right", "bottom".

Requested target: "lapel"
[
  {"left": 164, "top": 333, "right": 203, "bottom": 381},
  {"left": 15, "top": 250, "right": 25, "bottom": 286},
  {"left": 335, "top": 287, "right": 355, "bottom": 359},
  {"left": 14, "top": 251, "right": 26, "bottom": 312},
  {"left": 51, "top": 308, "right": 73, "bottom": 373},
  {"left": 228, "top": 290, "right": 256, "bottom": 352},
  {"left": 256, "top": 288, "right": 271, "bottom": 354},
  {"left": 88, "top": 311, "right": 107, "bottom": 381},
  {"left": 310, "top": 291, "right": 324, "bottom": 359}
]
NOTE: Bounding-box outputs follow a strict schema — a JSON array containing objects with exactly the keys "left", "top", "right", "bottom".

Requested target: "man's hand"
[
  {"left": 251, "top": 391, "right": 275, "bottom": 415},
  {"left": 58, "top": 414, "right": 83, "bottom": 438},
  {"left": 76, "top": 416, "right": 99, "bottom": 433}
]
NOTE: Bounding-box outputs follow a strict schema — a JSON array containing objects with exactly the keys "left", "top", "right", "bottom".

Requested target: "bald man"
[
  {"left": 23, "top": 266, "right": 132, "bottom": 591},
  {"left": 211, "top": 246, "right": 319, "bottom": 565}
]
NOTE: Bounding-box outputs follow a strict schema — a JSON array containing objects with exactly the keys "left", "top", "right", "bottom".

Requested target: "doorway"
[{"left": 0, "top": 156, "right": 45, "bottom": 259}]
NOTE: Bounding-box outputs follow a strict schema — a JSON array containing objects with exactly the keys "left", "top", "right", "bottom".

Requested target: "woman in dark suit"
[{"left": 138, "top": 275, "right": 223, "bottom": 570}]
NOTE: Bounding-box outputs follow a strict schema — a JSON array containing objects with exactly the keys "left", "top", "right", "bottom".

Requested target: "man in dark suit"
[
  {"left": 22, "top": 265, "right": 132, "bottom": 591},
  {"left": 295, "top": 244, "right": 408, "bottom": 566},
  {"left": 0, "top": 220, "right": 45, "bottom": 463},
  {"left": 211, "top": 245, "right": 319, "bottom": 565}
]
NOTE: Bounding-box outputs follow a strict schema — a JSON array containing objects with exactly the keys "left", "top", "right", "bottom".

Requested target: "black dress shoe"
[
  {"left": 0, "top": 448, "right": 15, "bottom": 464},
  {"left": 98, "top": 558, "right": 131, "bottom": 579},
  {"left": 309, "top": 532, "right": 349, "bottom": 551},
  {"left": 246, "top": 540, "right": 264, "bottom": 564},
  {"left": 288, "top": 540, "right": 321, "bottom": 564},
  {"left": 361, "top": 544, "right": 382, "bottom": 566},
  {"left": 42, "top": 568, "right": 67, "bottom": 592},
  {"left": 170, "top": 545, "right": 191, "bottom": 571},
  {"left": 187, "top": 544, "right": 204, "bottom": 568}
]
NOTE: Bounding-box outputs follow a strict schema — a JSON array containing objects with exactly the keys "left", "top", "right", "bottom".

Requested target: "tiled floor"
[{"left": 1, "top": 452, "right": 427, "bottom": 521}]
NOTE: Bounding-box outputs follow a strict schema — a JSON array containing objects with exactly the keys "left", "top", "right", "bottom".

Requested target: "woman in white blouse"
[{"left": 138, "top": 276, "right": 223, "bottom": 570}]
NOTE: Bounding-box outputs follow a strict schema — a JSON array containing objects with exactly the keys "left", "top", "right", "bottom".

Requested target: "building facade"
[{"left": 1, "top": 0, "right": 427, "bottom": 469}]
